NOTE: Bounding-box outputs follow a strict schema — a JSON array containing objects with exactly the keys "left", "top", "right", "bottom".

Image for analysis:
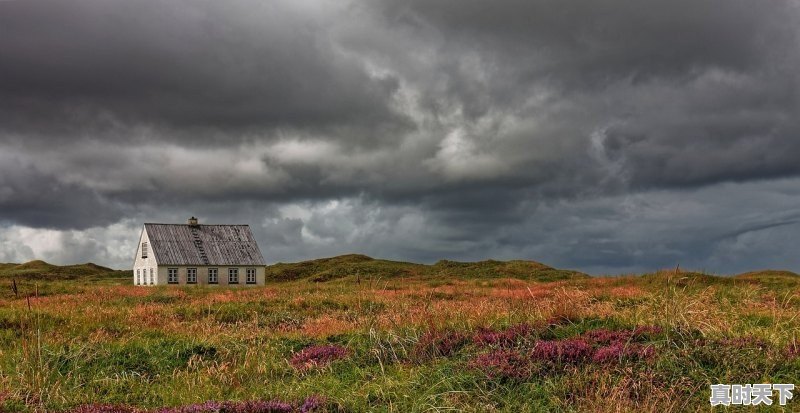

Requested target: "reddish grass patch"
[
  {"left": 468, "top": 350, "right": 532, "bottom": 381},
  {"left": 592, "top": 343, "right": 654, "bottom": 363},
  {"left": 67, "top": 405, "right": 136, "bottom": 413},
  {"left": 290, "top": 345, "right": 349, "bottom": 370},
  {"left": 582, "top": 325, "right": 663, "bottom": 344},
  {"left": 65, "top": 396, "right": 326, "bottom": 413},
  {"left": 531, "top": 338, "right": 593, "bottom": 364}
]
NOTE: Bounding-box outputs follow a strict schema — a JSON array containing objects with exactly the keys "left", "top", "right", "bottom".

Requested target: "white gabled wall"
[{"left": 132, "top": 227, "right": 159, "bottom": 286}]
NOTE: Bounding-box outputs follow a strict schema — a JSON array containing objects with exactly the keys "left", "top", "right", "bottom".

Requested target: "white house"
[{"left": 132, "top": 217, "right": 266, "bottom": 286}]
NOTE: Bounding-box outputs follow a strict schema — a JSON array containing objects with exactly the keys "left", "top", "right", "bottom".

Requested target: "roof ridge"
[{"left": 144, "top": 223, "right": 251, "bottom": 226}]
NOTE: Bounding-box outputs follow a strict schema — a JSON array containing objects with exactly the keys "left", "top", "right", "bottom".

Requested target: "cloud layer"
[{"left": 1, "top": 0, "right": 799, "bottom": 273}]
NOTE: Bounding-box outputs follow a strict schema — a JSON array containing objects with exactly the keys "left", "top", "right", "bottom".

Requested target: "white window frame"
[
  {"left": 149, "top": 268, "right": 154, "bottom": 285},
  {"left": 228, "top": 268, "right": 239, "bottom": 284},
  {"left": 246, "top": 268, "right": 256, "bottom": 284},
  {"left": 187, "top": 268, "right": 197, "bottom": 284},
  {"left": 208, "top": 268, "right": 218, "bottom": 284},
  {"left": 141, "top": 242, "right": 148, "bottom": 258},
  {"left": 168, "top": 268, "right": 178, "bottom": 284},
  {"left": 136, "top": 269, "right": 141, "bottom": 285}
]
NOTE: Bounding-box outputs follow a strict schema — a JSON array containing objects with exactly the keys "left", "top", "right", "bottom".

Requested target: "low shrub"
[
  {"left": 530, "top": 338, "right": 592, "bottom": 364},
  {"left": 68, "top": 405, "right": 136, "bottom": 413},
  {"left": 64, "top": 396, "right": 326, "bottom": 413},
  {"left": 582, "top": 325, "right": 663, "bottom": 345},
  {"left": 592, "top": 343, "right": 654, "bottom": 363},
  {"left": 473, "top": 323, "right": 534, "bottom": 348},
  {"left": 468, "top": 350, "right": 532, "bottom": 381},
  {"left": 290, "top": 344, "right": 349, "bottom": 370}
]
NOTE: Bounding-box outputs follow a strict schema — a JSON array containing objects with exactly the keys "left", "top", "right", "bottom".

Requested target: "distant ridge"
[
  {"left": 734, "top": 270, "right": 800, "bottom": 280},
  {"left": 265, "top": 254, "right": 588, "bottom": 282},
  {"left": 0, "top": 260, "right": 126, "bottom": 280}
]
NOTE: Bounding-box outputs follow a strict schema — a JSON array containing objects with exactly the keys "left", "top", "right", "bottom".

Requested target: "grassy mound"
[
  {"left": 266, "top": 254, "right": 425, "bottom": 282},
  {"left": 0, "top": 260, "right": 127, "bottom": 280},
  {"left": 266, "top": 254, "right": 588, "bottom": 282},
  {"left": 734, "top": 270, "right": 800, "bottom": 280},
  {"left": 431, "top": 259, "right": 587, "bottom": 281}
]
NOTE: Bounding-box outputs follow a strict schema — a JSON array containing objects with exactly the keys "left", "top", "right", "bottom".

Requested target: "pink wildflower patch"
[
  {"left": 530, "top": 338, "right": 592, "bottom": 363},
  {"left": 290, "top": 344, "right": 349, "bottom": 370},
  {"left": 583, "top": 328, "right": 631, "bottom": 344},
  {"left": 473, "top": 323, "right": 535, "bottom": 347},
  {"left": 65, "top": 396, "right": 326, "bottom": 413},
  {"left": 68, "top": 405, "right": 136, "bottom": 413},
  {"left": 468, "top": 350, "right": 532, "bottom": 381},
  {"left": 583, "top": 325, "right": 663, "bottom": 344},
  {"left": 592, "top": 342, "right": 654, "bottom": 363}
]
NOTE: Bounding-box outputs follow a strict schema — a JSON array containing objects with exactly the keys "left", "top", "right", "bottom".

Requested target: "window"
[
  {"left": 228, "top": 268, "right": 239, "bottom": 284},
  {"left": 208, "top": 268, "right": 218, "bottom": 284},
  {"left": 168, "top": 268, "right": 178, "bottom": 284},
  {"left": 141, "top": 242, "right": 148, "bottom": 258},
  {"left": 136, "top": 269, "right": 140, "bottom": 285},
  {"left": 149, "top": 268, "right": 154, "bottom": 285},
  {"left": 246, "top": 268, "right": 256, "bottom": 284},
  {"left": 187, "top": 268, "right": 197, "bottom": 284}
]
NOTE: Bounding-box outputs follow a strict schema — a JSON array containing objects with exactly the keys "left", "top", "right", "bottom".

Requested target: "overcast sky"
[{"left": 1, "top": 0, "right": 799, "bottom": 274}]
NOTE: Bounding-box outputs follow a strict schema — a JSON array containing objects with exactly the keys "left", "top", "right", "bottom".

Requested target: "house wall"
[
  {"left": 132, "top": 228, "right": 159, "bottom": 286},
  {"left": 157, "top": 266, "right": 265, "bottom": 286},
  {"left": 133, "top": 225, "right": 266, "bottom": 287}
]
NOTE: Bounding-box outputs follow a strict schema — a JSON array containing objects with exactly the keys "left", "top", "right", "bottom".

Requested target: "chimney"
[{"left": 188, "top": 216, "right": 199, "bottom": 226}]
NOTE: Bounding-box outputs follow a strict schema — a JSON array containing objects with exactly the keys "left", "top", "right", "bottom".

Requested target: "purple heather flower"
[
  {"left": 718, "top": 335, "right": 769, "bottom": 350},
  {"left": 531, "top": 338, "right": 592, "bottom": 363},
  {"left": 592, "top": 343, "right": 654, "bottom": 363},
  {"left": 582, "top": 329, "right": 632, "bottom": 345},
  {"left": 290, "top": 344, "right": 349, "bottom": 370},
  {"left": 299, "top": 395, "right": 326, "bottom": 413},
  {"left": 473, "top": 323, "right": 534, "bottom": 347},
  {"left": 68, "top": 405, "right": 136, "bottom": 413},
  {"left": 66, "top": 396, "right": 326, "bottom": 413},
  {"left": 468, "top": 350, "right": 532, "bottom": 381}
]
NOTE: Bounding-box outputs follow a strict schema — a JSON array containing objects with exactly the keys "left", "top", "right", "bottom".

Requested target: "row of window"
[
  {"left": 136, "top": 268, "right": 155, "bottom": 285},
  {"left": 167, "top": 268, "right": 257, "bottom": 284}
]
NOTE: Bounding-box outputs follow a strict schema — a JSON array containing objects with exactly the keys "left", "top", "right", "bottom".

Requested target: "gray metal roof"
[{"left": 144, "top": 224, "right": 266, "bottom": 266}]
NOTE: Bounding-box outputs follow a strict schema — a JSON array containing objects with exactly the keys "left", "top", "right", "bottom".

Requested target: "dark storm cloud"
[
  {"left": 0, "top": 0, "right": 409, "bottom": 143},
  {"left": 1, "top": 0, "right": 799, "bottom": 272},
  {"left": 0, "top": 154, "right": 125, "bottom": 229},
  {"left": 366, "top": 0, "right": 800, "bottom": 187}
]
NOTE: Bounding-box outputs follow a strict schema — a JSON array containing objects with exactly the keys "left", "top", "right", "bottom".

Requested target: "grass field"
[{"left": 1, "top": 257, "right": 799, "bottom": 412}]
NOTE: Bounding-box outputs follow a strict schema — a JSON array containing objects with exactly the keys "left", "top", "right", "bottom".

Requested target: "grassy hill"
[
  {"left": 2, "top": 257, "right": 800, "bottom": 412},
  {"left": 0, "top": 260, "right": 129, "bottom": 281},
  {"left": 734, "top": 269, "right": 800, "bottom": 280},
  {"left": 265, "top": 254, "right": 588, "bottom": 282}
]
